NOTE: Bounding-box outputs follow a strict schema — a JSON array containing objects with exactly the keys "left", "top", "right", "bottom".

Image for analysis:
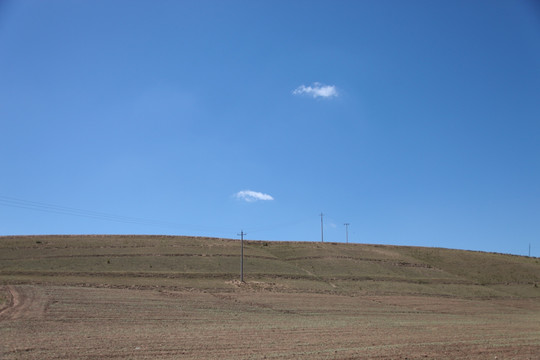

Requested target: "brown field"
[{"left": 1, "top": 235, "right": 539, "bottom": 359}]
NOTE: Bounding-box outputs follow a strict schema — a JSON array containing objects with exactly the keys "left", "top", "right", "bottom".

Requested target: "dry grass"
[
  {"left": 1, "top": 235, "right": 539, "bottom": 359},
  {"left": 1, "top": 235, "right": 538, "bottom": 298}
]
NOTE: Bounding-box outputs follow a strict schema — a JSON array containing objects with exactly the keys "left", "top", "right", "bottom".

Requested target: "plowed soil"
[
  {"left": 1, "top": 284, "right": 539, "bottom": 359},
  {"left": 1, "top": 236, "right": 539, "bottom": 358}
]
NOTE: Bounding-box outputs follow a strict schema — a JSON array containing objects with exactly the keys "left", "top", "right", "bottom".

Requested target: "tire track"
[{"left": 0, "top": 285, "right": 47, "bottom": 320}]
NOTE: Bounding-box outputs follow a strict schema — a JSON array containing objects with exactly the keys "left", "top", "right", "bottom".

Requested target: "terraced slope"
[{"left": 1, "top": 235, "right": 538, "bottom": 298}]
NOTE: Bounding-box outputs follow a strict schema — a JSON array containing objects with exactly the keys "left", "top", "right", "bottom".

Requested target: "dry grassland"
[{"left": 1, "top": 235, "right": 539, "bottom": 359}]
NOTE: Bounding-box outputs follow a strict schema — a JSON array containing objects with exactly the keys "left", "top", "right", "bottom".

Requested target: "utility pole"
[
  {"left": 320, "top": 213, "right": 324, "bottom": 243},
  {"left": 238, "top": 230, "right": 246, "bottom": 282},
  {"left": 344, "top": 223, "right": 350, "bottom": 244},
  {"left": 529, "top": 243, "right": 531, "bottom": 257}
]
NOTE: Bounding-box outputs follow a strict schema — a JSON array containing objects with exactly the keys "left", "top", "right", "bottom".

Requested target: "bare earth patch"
[
  {"left": 1, "top": 236, "right": 538, "bottom": 358},
  {"left": 1, "top": 284, "right": 539, "bottom": 359},
  {"left": 0, "top": 285, "right": 47, "bottom": 321}
]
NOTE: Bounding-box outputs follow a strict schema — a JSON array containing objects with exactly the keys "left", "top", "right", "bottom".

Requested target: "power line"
[
  {"left": 1, "top": 195, "right": 350, "bottom": 246},
  {"left": 0, "top": 195, "right": 188, "bottom": 230},
  {"left": 246, "top": 216, "right": 311, "bottom": 234}
]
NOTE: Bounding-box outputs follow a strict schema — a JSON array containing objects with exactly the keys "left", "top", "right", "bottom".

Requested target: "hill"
[
  {"left": 1, "top": 235, "right": 538, "bottom": 298},
  {"left": 2, "top": 235, "right": 540, "bottom": 359}
]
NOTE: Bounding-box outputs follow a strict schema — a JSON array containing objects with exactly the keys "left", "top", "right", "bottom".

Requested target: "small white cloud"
[
  {"left": 292, "top": 82, "right": 338, "bottom": 98},
  {"left": 235, "top": 190, "right": 274, "bottom": 202}
]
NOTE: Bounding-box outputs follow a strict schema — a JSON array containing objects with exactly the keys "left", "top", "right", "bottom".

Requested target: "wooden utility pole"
[
  {"left": 344, "top": 223, "right": 349, "bottom": 244},
  {"left": 238, "top": 230, "right": 246, "bottom": 282}
]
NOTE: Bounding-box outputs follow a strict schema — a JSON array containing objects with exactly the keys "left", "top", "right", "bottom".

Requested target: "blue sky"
[{"left": 1, "top": 0, "right": 539, "bottom": 256}]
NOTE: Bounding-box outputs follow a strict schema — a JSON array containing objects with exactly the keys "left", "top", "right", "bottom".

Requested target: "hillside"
[
  {"left": 2, "top": 235, "right": 540, "bottom": 359},
  {"left": 1, "top": 235, "right": 538, "bottom": 298}
]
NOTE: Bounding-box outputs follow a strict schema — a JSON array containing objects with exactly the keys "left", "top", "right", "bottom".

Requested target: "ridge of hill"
[{"left": 1, "top": 235, "right": 538, "bottom": 298}]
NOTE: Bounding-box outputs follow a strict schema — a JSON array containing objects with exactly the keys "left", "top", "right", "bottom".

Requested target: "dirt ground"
[{"left": 1, "top": 284, "right": 539, "bottom": 359}]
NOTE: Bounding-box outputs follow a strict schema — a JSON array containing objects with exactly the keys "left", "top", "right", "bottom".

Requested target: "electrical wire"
[
  {"left": 0, "top": 195, "right": 325, "bottom": 238},
  {"left": 0, "top": 195, "right": 188, "bottom": 229}
]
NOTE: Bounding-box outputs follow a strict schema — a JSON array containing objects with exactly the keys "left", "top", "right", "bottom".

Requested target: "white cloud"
[
  {"left": 292, "top": 82, "right": 338, "bottom": 98},
  {"left": 235, "top": 190, "right": 274, "bottom": 202}
]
